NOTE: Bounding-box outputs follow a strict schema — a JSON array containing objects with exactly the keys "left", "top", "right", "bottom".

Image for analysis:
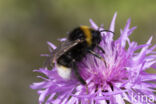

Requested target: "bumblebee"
[{"left": 45, "top": 26, "right": 113, "bottom": 84}]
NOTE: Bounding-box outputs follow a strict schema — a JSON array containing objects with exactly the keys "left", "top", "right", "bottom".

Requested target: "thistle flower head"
[{"left": 31, "top": 13, "right": 156, "bottom": 104}]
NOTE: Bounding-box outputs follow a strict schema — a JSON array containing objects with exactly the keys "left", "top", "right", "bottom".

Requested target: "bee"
[{"left": 45, "top": 26, "right": 114, "bottom": 84}]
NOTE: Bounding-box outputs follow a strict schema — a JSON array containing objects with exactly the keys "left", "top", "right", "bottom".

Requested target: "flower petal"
[{"left": 89, "top": 19, "right": 99, "bottom": 30}]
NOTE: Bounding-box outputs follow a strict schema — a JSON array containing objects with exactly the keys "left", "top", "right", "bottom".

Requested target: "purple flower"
[{"left": 30, "top": 13, "right": 156, "bottom": 104}]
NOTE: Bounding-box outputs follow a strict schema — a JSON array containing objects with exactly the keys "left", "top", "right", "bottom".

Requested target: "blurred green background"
[{"left": 0, "top": 0, "right": 155, "bottom": 104}]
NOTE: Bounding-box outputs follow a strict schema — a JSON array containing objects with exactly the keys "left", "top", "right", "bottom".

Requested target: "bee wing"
[{"left": 44, "top": 39, "right": 84, "bottom": 68}]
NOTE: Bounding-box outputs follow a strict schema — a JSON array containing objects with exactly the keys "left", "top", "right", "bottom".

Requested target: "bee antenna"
[{"left": 99, "top": 30, "right": 115, "bottom": 35}]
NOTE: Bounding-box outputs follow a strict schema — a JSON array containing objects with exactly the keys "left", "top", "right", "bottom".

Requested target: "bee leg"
[
  {"left": 88, "top": 50, "right": 104, "bottom": 60},
  {"left": 97, "top": 45, "right": 105, "bottom": 53},
  {"left": 88, "top": 50, "right": 107, "bottom": 67},
  {"left": 71, "top": 60, "right": 86, "bottom": 85},
  {"left": 72, "top": 60, "right": 88, "bottom": 95}
]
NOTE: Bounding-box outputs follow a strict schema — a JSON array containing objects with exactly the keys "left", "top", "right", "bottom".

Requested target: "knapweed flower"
[{"left": 31, "top": 13, "right": 156, "bottom": 104}]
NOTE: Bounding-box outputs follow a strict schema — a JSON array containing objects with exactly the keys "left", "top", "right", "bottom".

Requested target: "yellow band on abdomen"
[{"left": 80, "top": 26, "right": 92, "bottom": 46}]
